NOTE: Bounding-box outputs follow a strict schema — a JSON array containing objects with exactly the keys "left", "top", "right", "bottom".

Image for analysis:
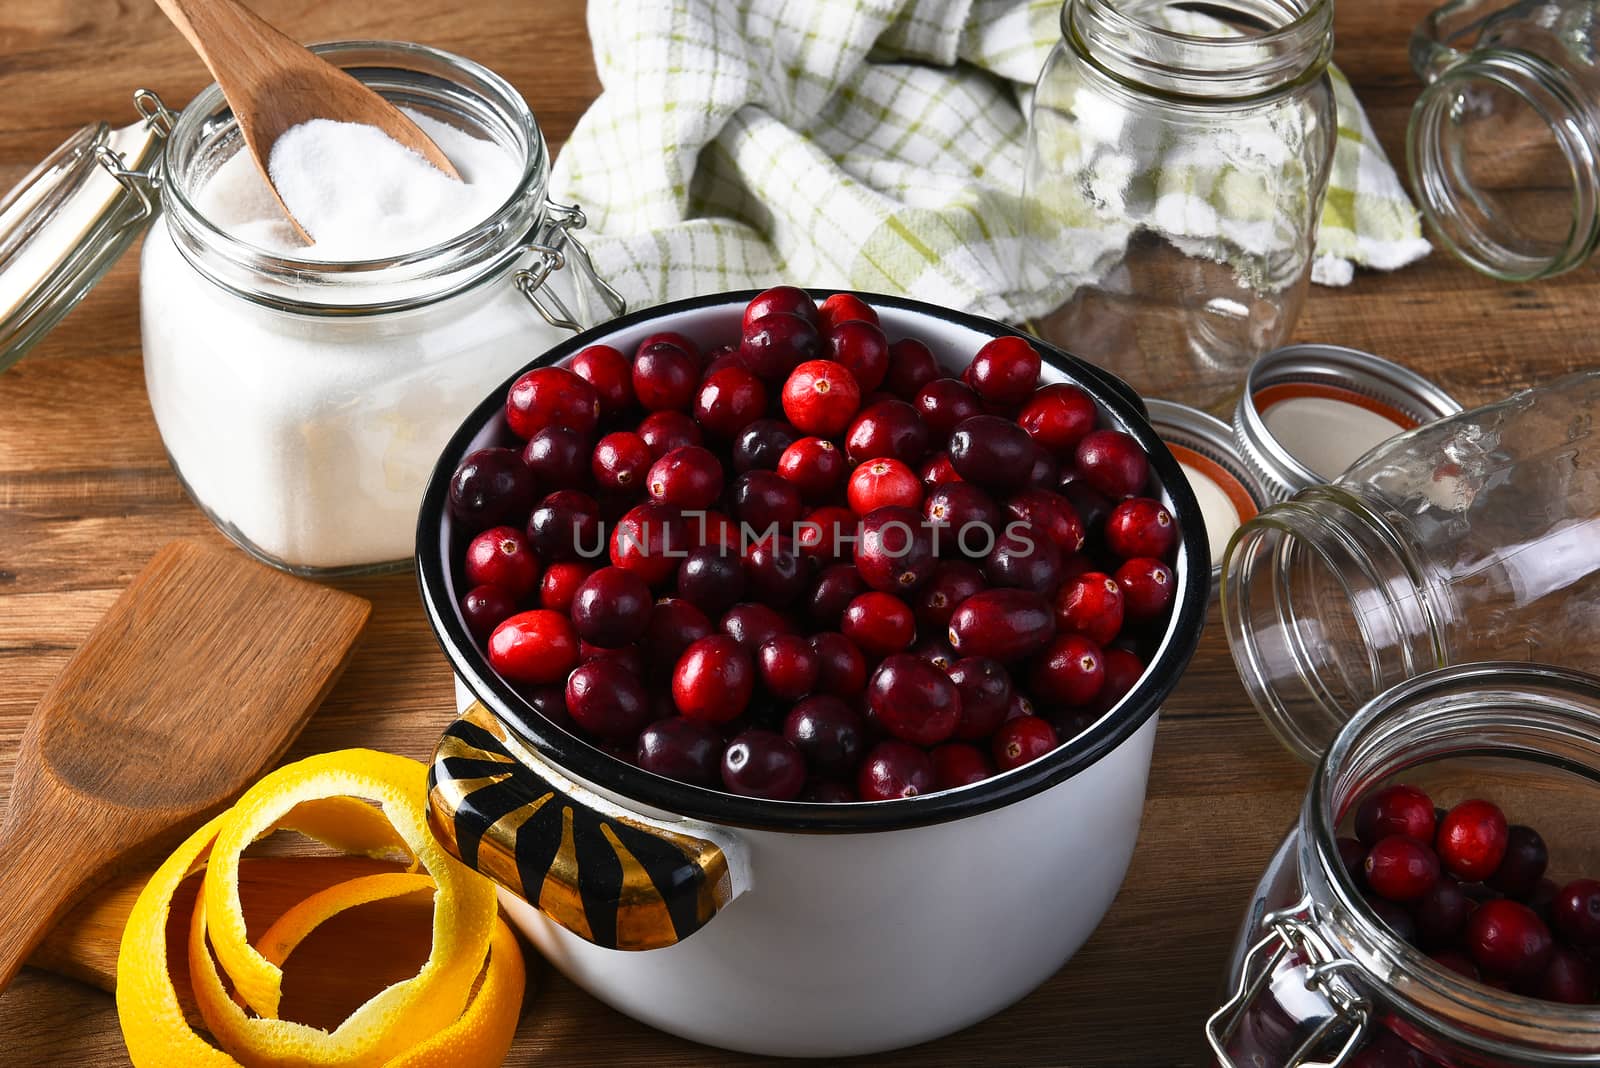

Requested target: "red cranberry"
[
  {"left": 845, "top": 400, "right": 930, "bottom": 466},
  {"left": 1538, "top": 947, "right": 1595, "bottom": 1004},
  {"left": 931, "top": 743, "right": 994, "bottom": 790},
  {"left": 809, "top": 631, "right": 868, "bottom": 696},
  {"left": 756, "top": 634, "right": 819, "bottom": 699},
  {"left": 924, "top": 483, "right": 1003, "bottom": 555},
  {"left": 842, "top": 591, "right": 916, "bottom": 657},
  {"left": 1029, "top": 634, "right": 1106, "bottom": 707},
  {"left": 984, "top": 524, "right": 1064, "bottom": 595},
  {"left": 702, "top": 347, "right": 744, "bottom": 377},
  {"left": 743, "top": 286, "right": 817, "bottom": 331},
  {"left": 721, "top": 729, "right": 806, "bottom": 800},
  {"left": 449, "top": 447, "right": 536, "bottom": 532},
  {"left": 1415, "top": 876, "right": 1474, "bottom": 947},
  {"left": 742, "top": 314, "right": 821, "bottom": 381},
  {"left": 1087, "top": 646, "right": 1144, "bottom": 715},
  {"left": 720, "top": 602, "right": 795, "bottom": 653},
  {"left": 1019, "top": 383, "right": 1097, "bottom": 456},
  {"left": 642, "top": 597, "right": 713, "bottom": 679},
  {"left": 677, "top": 546, "right": 747, "bottom": 616},
  {"left": 592, "top": 431, "right": 651, "bottom": 492},
  {"left": 1105, "top": 497, "right": 1177, "bottom": 560},
  {"left": 1115, "top": 557, "right": 1176, "bottom": 623},
  {"left": 633, "top": 341, "right": 699, "bottom": 412},
  {"left": 816, "top": 292, "right": 879, "bottom": 333},
  {"left": 783, "top": 694, "right": 866, "bottom": 778},
  {"left": 487, "top": 610, "right": 579, "bottom": 684},
  {"left": 565, "top": 660, "right": 651, "bottom": 740},
  {"left": 647, "top": 445, "right": 724, "bottom": 510},
  {"left": 637, "top": 717, "right": 724, "bottom": 787},
  {"left": 885, "top": 338, "right": 940, "bottom": 398},
  {"left": 581, "top": 642, "right": 646, "bottom": 676},
  {"left": 855, "top": 507, "right": 937, "bottom": 592},
  {"left": 1364, "top": 835, "right": 1441, "bottom": 902},
  {"left": 866, "top": 654, "right": 961, "bottom": 746},
  {"left": 781, "top": 359, "right": 861, "bottom": 436},
  {"left": 992, "top": 715, "right": 1058, "bottom": 771},
  {"left": 919, "top": 452, "right": 961, "bottom": 486},
  {"left": 638, "top": 409, "right": 703, "bottom": 458},
  {"left": 776, "top": 436, "right": 846, "bottom": 501},
  {"left": 1054, "top": 571, "right": 1124, "bottom": 646},
  {"left": 1355, "top": 784, "right": 1437, "bottom": 846},
  {"left": 732, "top": 418, "right": 801, "bottom": 473},
  {"left": 796, "top": 506, "right": 857, "bottom": 565},
  {"left": 966, "top": 336, "right": 1041, "bottom": 407},
  {"left": 569, "top": 344, "right": 634, "bottom": 416},
  {"left": 521, "top": 426, "right": 589, "bottom": 490},
  {"left": 809, "top": 564, "right": 869, "bottom": 627},
  {"left": 465, "top": 526, "right": 540, "bottom": 598},
  {"left": 826, "top": 320, "right": 890, "bottom": 393},
  {"left": 1003, "top": 691, "right": 1036, "bottom": 723},
  {"left": 947, "top": 589, "right": 1056, "bottom": 662},
  {"left": 1553, "top": 879, "right": 1600, "bottom": 947},
  {"left": 1487, "top": 825, "right": 1548, "bottom": 899},
  {"left": 732, "top": 470, "right": 804, "bottom": 532},
  {"left": 1438, "top": 799, "right": 1510, "bottom": 882},
  {"left": 695, "top": 366, "right": 767, "bottom": 438},
  {"left": 637, "top": 331, "right": 702, "bottom": 366},
  {"left": 1075, "top": 429, "right": 1149, "bottom": 499},
  {"left": 506, "top": 366, "right": 601, "bottom": 440},
  {"left": 1467, "top": 898, "right": 1554, "bottom": 980},
  {"left": 857, "top": 740, "right": 935, "bottom": 800},
  {"left": 461, "top": 584, "right": 517, "bottom": 642},
  {"left": 567, "top": 566, "right": 652, "bottom": 649},
  {"left": 526, "top": 490, "right": 603, "bottom": 562},
  {"left": 916, "top": 560, "right": 987, "bottom": 632},
  {"left": 948, "top": 415, "right": 1035, "bottom": 494},
  {"left": 745, "top": 535, "right": 805, "bottom": 605},
  {"left": 609, "top": 501, "right": 690, "bottom": 585},
  {"left": 947, "top": 656, "right": 1011, "bottom": 740},
  {"left": 672, "top": 635, "right": 755, "bottom": 723},
  {"left": 1004, "top": 489, "right": 1085, "bottom": 555},
  {"left": 847, "top": 458, "right": 923, "bottom": 513},
  {"left": 914, "top": 378, "right": 984, "bottom": 437}
]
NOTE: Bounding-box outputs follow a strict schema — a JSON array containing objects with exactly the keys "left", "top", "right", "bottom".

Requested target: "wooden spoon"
[
  {"left": 0, "top": 539, "right": 371, "bottom": 993},
  {"left": 153, "top": 0, "right": 462, "bottom": 244}
]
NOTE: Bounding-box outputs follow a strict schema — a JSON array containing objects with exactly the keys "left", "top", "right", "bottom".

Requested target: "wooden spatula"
[
  {"left": 152, "top": 0, "right": 462, "bottom": 243},
  {"left": 0, "top": 539, "right": 371, "bottom": 993}
]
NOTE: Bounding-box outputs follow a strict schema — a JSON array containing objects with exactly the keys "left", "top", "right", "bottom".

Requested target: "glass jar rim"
[{"left": 159, "top": 39, "right": 550, "bottom": 313}]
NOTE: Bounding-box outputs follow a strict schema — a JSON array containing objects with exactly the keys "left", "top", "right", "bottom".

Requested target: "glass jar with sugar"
[{"left": 0, "top": 40, "right": 623, "bottom": 575}]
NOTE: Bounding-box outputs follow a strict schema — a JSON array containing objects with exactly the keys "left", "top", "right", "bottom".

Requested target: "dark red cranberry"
[
  {"left": 565, "top": 660, "right": 650, "bottom": 739},
  {"left": 796, "top": 506, "right": 857, "bottom": 565},
  {"left": 720, "top": 602, "right": 795, "bottom": 653},
  {"left": 743, "top": 286, "right": 817, "bottom": 331},
  {"left": 992, "top": 716, "right": 1058, "bottom": 771},
  {"left": 1438, "top": 799, "right": 1510, "bottom": 882},
  {"left": 911, "top": 635, "right": 955, "bottom": 672},
  {"left": 1364, "top": 835, "right": 1440, "bottom": 902},
  {"left": 756, "top": 634, "right": 819, "bottom": 699},
  {"left": 461, "top": 584, "right": 517, "bottom": 642},
  {"left": 808, "top": 563, "right": 868, "bottom": 628},
  {"left": 1087, "top": 646, "right": 1143, "bottom": 715},
  {"left": 677, "top": 546, "right": 746, "bottom": 616},
  {"left": 702, "top": 346, "right": 744, "bottom": 377},
  {"left": 1075, "top": 429, "right": 1150, "bottom": 499},
  {"left": 782, "top": 359, "right": 861, "bottom": 436},
  {"left": 1105, "top": 497, "right": 1177, "bottom": 561},
  {"left": 911, "top": 379, "right": 980, "bottom": 438},
  {"left": 866, "top": 654, "right": 961, "bottom": 747},
  {"left": 581, "top": 641, "right": 647, "bottom": 676},
  {"left": 637, "top": 331, "right": 702, "bottom": 367},
  {"left": 855, "top": 507, "right": 936, "bottom": 592},
  {"left": 1487, "top": 825, "right": 1548, "bottom": 899},
  {"left": 610, "top": 501, "right": 691, "bottom": 586},
  {"left": 1364, "top": 894, "right": 1419, "bottom": 944},
  {"left": 569, "top": 344, "right": 634, "bottom": 417},
  {"left": 783, "top": 695, "right": 865, "bottom": 778},
  {"left": 947, "top": 589, "right": 1056, "bottom": 662},
  {"left": 569, "top": 566, "right": 653, "bottom": 648},
  {"left": 924, "top": 482, "right": 1003, "bottom": 556},
  {"left": 732, "top": 470, "right": 804, "bottom": 532},
  {"left": 1355, "top": 784, "right": 1438, "bottom": 846},
  {"left": 1019, "top": 383, "right": 1097, "bottom": 456},
  {"left": 776, "top": 436, "right": 846, "bottom": 502},
  {"left": 632, "top": 341, "right": 699, "bottom": 412},
  {"left": 538, "top": 562, "right": 593, "bottom": 613},
  {"left": 746, "top": 535, "right": 805, "bottom": 605},
  {"left": 741, "top": 313, "right": 821, "bottom": 382},
  {"left": 844, "top": 400, "right": 930, "bottom": 466},
  {"left": 637, "top": 717, "right": 723, "bottom": 787},
  {"left": 1003, "top": 691, "right": 1036, "bottom": 723},
  {"left": 841, "top": 592, "right": 915, "bottom": 658},
  {"left": 695, "top": 366, "right": 767, "bottom": 438},
  {"left": 1004, "top": 489, "right": 1085, "bottom": 555},
  {"left": 885, "top": 338, "right": 940, "bottom": 398},
  {"left": 919, "top": 452, "right": 961, "bottom": 486},
  {"left": 506, "top": 366, "right": 601, "bottom": 440},
  {"left": 1336, "top": 836, "right": 1367, "bottom": 884},
  {"left": 916, "top": 560, "right": 987, "bottom": 632},
  {"left": 984, "top": 524, "right": 1064, "bottom": 594},
  {"left": 646, "top": 445, "right": 724, "bottom": 510},
  {"left": 1114, "top": 557, "right": 1176, "bottom": 623},
  {"left": 521, "top": 427, "right": 591, "bottom": 497},
  {"left": 816, "top": 292, "right": 879, "bottom": 333},
  {"left": 721, "top": 729, "right": 806, "bottom": 800},
  {"left": 1430, "top": 949, "right": 1479, "bottom": 980},
  {"left": 826, "top": 320, "right": 890, "bottom": 393},
  {"left": 1415, "top": 876, "right": 1474, "bottom": 947},
  {"left": 592, "top": 431, "right": 651, "bottom": 492},
  {"left": 809, "top": 631, "right": 868, "bottom": 696},
  {"left": 672, "top": 635, "right": 755, "bottom": 723},
  {"left": 487, "top": 610, "right": 580, "bottom": 684},
  {"left": 1526, "top": 877, "right": 1559, "bottom": 920},
  {"left": 1023, "top": 447, "right": 1060, "bottom": 492},
  {"left": 638, "top": 409, "right": 703, "bottom": 458},
  {"left": 1538, "top": 947, "right": 1595, "bottom": 1004},
  {"left": 524, "top": 684, "right": 571, "bottom": 729},
  {"left": 848, "top": 457, "right": 923, "bottom": 513},
  {"left": 526, "top": 489, "right": 603, "bottom": 562},
  {"left": 965, "top": 336, "right": 1041, "bottom": 408},
  {"left": 1553, "top": 879, "right": 1600, "bottom": 947},
  {"left": 806, "top": 781, "right": 858, "bottom": 803},
  {"left": 1060, "top": 478, "right": 1112, "bottom": 538},
  {"left": 948, "top": 415, "right": 1035, "bottom": 494},
  {"left": 1054, "top": 571, "right": 1124, "bottom": 646},
  {"left": 1468, "top": 898, "right": 1554, "bottom": 980},
  {"left": 465, "top": 526, "right": 540, "bottom": 598},
  {"left": 931, "top": 743, "right": 994, "bottom": 790},
  {"left": 1030, "top": 634, "right": 1106, "bottom": 707},
  {"left": 732, "top": 418, "right": 801, "bottom": 473},
  {"left": 641, "top": 597, "right": 713, "bottom": 679},
  {"left": 857, "top": 740, "right": 935, "bottom": 800},
  {"left": 948, "top": 656, "right": 1011, "bottom": 740},
  {"left": 449, "top": 447, "right": 536, "bottom": 532}
]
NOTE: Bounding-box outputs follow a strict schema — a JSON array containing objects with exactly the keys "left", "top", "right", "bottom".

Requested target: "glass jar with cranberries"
[{"left": 1208, "top": 663, "right": 1600, "bottom": 1067}]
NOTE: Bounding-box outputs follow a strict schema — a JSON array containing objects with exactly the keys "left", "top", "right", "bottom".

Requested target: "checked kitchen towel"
[{"left": 550, "top": 0, "right": 1430, "bottom": 322}]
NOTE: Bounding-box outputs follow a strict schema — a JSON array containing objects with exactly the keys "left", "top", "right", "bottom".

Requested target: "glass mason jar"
[
  {"left": 0, "top": 41, "right": 622, "bottom": 576},
  {"left": 1223, "top": 371, "right": 1600, "bottom": 762},
  {"left": 1408, "top": 0, "right": 1600, "bottom": 281},
  {"left": 1021, "top": 0, "right": 1337, "bottom": 413},
  {"left": 1207, "top": 663, "right": 1600, "bottom": 1067}
]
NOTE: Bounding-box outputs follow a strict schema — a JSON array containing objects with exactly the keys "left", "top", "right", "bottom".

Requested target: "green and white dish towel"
[{"left": 550, "top": 0, "right": 1431, "bottom": 322}]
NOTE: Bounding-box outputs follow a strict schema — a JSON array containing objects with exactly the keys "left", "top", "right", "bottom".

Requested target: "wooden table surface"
[{"left": 0, "top": 1, "right": 1593, "bottom": 1065}]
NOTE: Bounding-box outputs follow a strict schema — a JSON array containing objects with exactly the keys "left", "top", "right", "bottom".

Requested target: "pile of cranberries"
[{"left": 447, "top": 287, "right": 1180, "bottom": 803}]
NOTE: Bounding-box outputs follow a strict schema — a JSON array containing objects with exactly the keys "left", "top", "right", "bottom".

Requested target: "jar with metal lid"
[
  {"left": 1223, "top": 371, "right": 1600, "bottom": 762},
  {"left": 1020, "top": 0, "right": 1337, "bottom": 413},
  {"left": 0, "top": 40, "right": 623, "bottom": 576},
  {"left": 1207, "top": 663, "right": 1600, "bottom": 1067}
]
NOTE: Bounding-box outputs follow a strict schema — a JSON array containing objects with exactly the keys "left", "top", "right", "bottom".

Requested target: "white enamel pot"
[{"left": 416, "top": 291, "right": 1209, "bottom": 1058}]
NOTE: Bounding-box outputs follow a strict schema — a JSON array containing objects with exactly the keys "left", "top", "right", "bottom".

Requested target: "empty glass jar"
[
  {"left": 1223, "top": 371, "right": 1600, "bottom": 762},
  {"left": 1021, "top": 0, "right": 1336, "bottom": 412}
]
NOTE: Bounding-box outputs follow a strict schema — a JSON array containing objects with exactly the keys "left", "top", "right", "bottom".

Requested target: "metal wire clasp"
[
  {"left": 1206, "top": 896, "right": 1371, "bottom": 1068},
  {"left": 513, "top": 200, "right": 626, "bottom": 332},
  {"left": 91, "top": 89, "right": 176, "bottom": 229}
]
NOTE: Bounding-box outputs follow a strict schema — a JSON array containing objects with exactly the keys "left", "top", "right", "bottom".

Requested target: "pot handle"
[{"left": 427, "top": 702, "right": 747, "bottom": 951}]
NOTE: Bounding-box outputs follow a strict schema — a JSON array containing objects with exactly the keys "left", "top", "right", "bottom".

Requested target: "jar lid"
[
  {"left": 1145, "top": 399, "right": 1270, "bottom": 584},
  {"left": 0, "top": 99, "right": 167, "bottom": 372},
  {"left": 1232, "top": 344, "right": 1463, "bottom": 502}
]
